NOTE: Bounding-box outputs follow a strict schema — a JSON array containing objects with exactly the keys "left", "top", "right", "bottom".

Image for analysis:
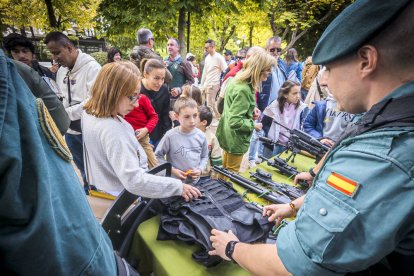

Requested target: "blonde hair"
[
  {"left": 84, "top": 61, "right": 141, "bottom": 117},
  {"left": 173, "top": 97, "right": 198, "bottom": 114},
  {"left": 181, "top": 84, "right": 203, "bottom": 106},
  {"left": 235, "top": 49, "right": 276, "bottom": 90}
]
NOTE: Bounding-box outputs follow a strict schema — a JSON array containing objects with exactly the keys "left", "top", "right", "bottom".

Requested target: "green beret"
[{"left": 313, "top": 0, "right": 410, "bottom": 65}]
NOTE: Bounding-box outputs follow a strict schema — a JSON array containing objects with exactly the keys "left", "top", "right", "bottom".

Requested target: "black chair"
[{"left": 101, "top": 163, "right": 171, "bottom": 258}]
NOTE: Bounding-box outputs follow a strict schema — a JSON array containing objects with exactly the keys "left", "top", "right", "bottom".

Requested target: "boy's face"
[
  {"left": 177, "top": 106, "right": 198, "bottom": 133},
  {"left": 196, "top": 117, "right": 207, "bottom": 130}
]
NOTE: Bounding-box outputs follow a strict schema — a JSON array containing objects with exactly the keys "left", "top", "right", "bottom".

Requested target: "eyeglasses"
[
  {"left": 149, "top": 37, "right": 155, "bottom": 42},
  {"left": 127, "top": 93, "right": 140, "bottom": 103},
  {"left": 204, "top": 46, "right": 211, "bottom": 50},
  {"left": 269, "top": 47, "right": 282, "bottom": 53}
]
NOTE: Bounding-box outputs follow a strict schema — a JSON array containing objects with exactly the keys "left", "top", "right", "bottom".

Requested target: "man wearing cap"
[
  {"left": 224, "top": 49, "right": 234, "bottom": 66},
  {"left": 209, "top": 1, "right": 414, "bottom": 275}
]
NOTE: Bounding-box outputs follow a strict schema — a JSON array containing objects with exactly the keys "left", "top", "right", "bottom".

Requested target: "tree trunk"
[
  {"left": 268, "top": 12, "right": 277, "bottom": 36},
  {"left": 249, "top": 25, "right": 253, "bottom": 47},
  {"left": 20, "top": 27, "right": 26, "bottom": 36},
  {"left": 177, "top": 7, "right": 186, "bottom": 57},
  {"left": 186, "top": 12, "right": 190, "bottom": 53},
  {"left": 43, "top": 0, "right": 58, "bottom": 29},
  {"left": 30, "top": 26, "right": 35, "bottom": 37}
]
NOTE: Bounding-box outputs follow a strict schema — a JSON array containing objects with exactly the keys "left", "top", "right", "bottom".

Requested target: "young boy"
[
  {"left": 155, "top": 97, "right": 209, "bottom": 182},
  {"left": 197, "top": 106, "right": 223, "bottom": 178}
]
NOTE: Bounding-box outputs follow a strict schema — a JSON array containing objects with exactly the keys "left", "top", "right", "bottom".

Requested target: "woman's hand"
[
  {"left": 254, "top": 123, "right": 263, "bottom": 131},
  {"left": 320, "top": 138, "right": 335, "bottom": 147},
  {"left": 181, "top": 184, "right": 202, "bottom": 201},
  {"left": 135, "top": 127, "right": 148, "bottom": 140},
  {"left": 252, "top": 107, "right": 261, "bottom": 120},
  {"left": 262, "top": 204, "right": 294, "bottom": 225}
]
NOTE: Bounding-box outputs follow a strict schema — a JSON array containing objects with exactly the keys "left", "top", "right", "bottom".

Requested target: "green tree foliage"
[
  {"left": 1, "top": 0, "right": 100, "bottom": 31},
  {"left": 266, "top": 0, "right": 354, "bottom": 57}
]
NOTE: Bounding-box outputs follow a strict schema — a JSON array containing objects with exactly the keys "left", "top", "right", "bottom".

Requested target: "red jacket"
[
  {"left": 223, "top": 61, "right": 244, "bottom": 82},
  {"left": 124, "top": 94, "right": 158, "bottom": 133}
]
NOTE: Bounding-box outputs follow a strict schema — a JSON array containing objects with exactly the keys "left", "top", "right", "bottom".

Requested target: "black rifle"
[
  {"left": 213, "top": 166, "right": 291, "bottom": 204},
  {"left": 259, "top": 155, "right": 309, "bottom": 187},
  {"left": 260, "top": 121, "right": 330, "bottom": 163},
  {"left": 249, "top": 169, "right": 305, "bottom": 200}
]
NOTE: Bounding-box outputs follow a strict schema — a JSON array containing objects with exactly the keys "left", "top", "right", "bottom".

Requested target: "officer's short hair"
[
  {"left": 205, "top": 39, "right": 215, "bottom": 47},
  {"left": 137, "top": 28, "right": 153, "bottom": 45},
  {"left": 198, "top": 106, "right": 213, "bottom": 127},
  {"left": 173, "top": 97, "right": 198, "bottom": 114},
  {"left": 3, "top": 33, "right": 35, "bottom": 54},
  {"left": 369, "top": 2, "right": 414, "bottom": 72},
  {"left": 266, "top": 36, "right": 281, "bottom": 49},
  {"left": 44, "top": 32, "right": 74, "bottom": 47}
]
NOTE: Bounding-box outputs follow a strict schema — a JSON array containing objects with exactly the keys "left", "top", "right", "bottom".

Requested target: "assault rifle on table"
[
  {"left": 259, "top": 155, "right": 309, "bottom": 187},
  {"left": 213, "top": 166, "right": 291, "bottom": 204},
  {"left": 249, "top": 169, "right": 306, "bottom": 200},
  {"left": 259, "top": 121, "right": 330, "bottom": 163}
]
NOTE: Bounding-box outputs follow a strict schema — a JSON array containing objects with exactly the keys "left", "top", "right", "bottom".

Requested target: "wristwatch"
[
  {"left": 225, "top": 240, "right": 239, "bottom": 262},
  {"left": 309, "top": 167, "right": 316, "bottom": 177}
]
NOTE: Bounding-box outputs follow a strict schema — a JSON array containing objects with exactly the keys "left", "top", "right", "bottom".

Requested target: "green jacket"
[{"left": 217, "top": 79, "right": 255, "bottom": 154}]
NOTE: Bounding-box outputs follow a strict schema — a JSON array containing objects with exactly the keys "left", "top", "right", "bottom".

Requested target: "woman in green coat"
[{"left": 217, "top": 49, "right": 276, "bottom": 172}]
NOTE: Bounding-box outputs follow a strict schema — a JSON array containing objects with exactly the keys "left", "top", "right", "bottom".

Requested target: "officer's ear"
[{"left": 357, "top": 45, "right": 378, "bottom": 79}]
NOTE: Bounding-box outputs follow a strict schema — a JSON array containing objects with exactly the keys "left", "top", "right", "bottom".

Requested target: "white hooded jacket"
[
  {"left": 263, "top": 100, "right": 306, "bottom": 144},
  {"left": 56, "top": 50, "right": 101, "bottom": 134}
]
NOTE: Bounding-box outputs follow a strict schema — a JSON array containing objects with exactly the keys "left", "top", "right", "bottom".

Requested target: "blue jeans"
[
  {"left": 263, "top": 144, "right": 286, "bottom": 159},
  {"left": 248, "top": 129, "right": 264, "bottom": 161},
  {"left": 66, "top": 133, "right": 89, "bottom": 193}
]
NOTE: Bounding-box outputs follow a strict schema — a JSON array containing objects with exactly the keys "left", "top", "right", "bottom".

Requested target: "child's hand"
[
  {"left": 135, "top": 127, "right": 148, "bottom": 140},
  {"left": 189, "top": 168, "right": 202, "bottom": 179},
  {"left": 172, "top": 168, "right": 186, "bottom": 180}
]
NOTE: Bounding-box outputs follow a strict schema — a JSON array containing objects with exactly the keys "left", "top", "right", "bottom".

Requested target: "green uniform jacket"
[
  {"left": 217, "top": 79, "right": 255, "bottom": 154},
  {"left": 13, "top": 60, "right": 70, "bottom": 135},
  {"left": 277, "top": 81, "right": 414, "bottom": 275}
]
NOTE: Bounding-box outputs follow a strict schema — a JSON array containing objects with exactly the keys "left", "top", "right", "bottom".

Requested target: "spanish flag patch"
[{"left": 327, "top": 172, "right": 359, "bottom": 197}]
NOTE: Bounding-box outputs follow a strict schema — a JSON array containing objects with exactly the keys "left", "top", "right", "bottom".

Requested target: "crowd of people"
[{"left": 1, "top": 0, "right": 414, "bottom": 274}]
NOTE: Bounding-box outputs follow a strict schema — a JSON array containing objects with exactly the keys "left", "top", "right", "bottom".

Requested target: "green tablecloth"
[{"left": 129, "top": 152, "right": 315, "bottom": 276}]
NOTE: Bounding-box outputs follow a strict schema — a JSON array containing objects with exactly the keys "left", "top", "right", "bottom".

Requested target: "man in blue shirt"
[{"left": 209, "top": 1, "right": 414, "bottom": 275}]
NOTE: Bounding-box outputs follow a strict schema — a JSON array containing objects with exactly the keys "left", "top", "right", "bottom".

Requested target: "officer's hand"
[
  {"left": 172, "top": 168, "right": 186, "bottom": 180},
  {"left": 320, "top": 138, "right": 334, "bottom": 147},
  {"left": 294, "top": 172, "right": 313, "bottom": 186},
  {"left": 208, "top": 229, "right": 239, "bottom": 261},
  {"left": 181, "top": 184, "right": 202, "bottom": 202},
  {"left": 263, "top": 204, "right": 293, "bottom": 225}
]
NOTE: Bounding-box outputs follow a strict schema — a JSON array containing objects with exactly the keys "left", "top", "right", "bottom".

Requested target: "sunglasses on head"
[{"left": 269, "top": 47, "right": 282, "bottom": 53}]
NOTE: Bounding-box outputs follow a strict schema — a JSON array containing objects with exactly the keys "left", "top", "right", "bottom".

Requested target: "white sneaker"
[{"left": 249, "top": 160, "right": 257, "bottom": 168}]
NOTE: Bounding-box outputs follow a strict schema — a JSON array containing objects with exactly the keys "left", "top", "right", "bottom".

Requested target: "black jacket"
[{"left": 140, "top": 83, "right": 171, "bottom": 143}]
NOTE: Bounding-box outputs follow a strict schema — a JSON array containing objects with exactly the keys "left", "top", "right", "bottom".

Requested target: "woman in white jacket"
[
  {"left": 261, "top": 80, "right": 306, "bottom": 158},
  {"left": 82, "top": 61, "right": 201, "bottom": 201}
]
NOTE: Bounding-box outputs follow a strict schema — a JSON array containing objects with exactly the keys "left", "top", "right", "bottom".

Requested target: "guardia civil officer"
[{"left": 209, "top": 0, "right": 414, "bottom": 275}]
